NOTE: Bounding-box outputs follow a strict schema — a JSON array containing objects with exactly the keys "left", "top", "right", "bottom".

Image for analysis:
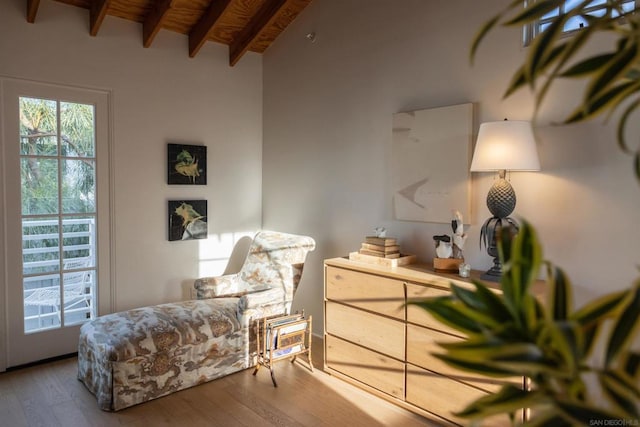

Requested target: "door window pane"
[
  {"left": 62, "top": 159, "right": 95, "bottom": 214},
  {"left": 60, "top": 102, "right": 95, "bottom": 158},
  {"left": 22, "top": 217, "right": 60, "bottom": 276},
  {"left": 62, "top": 216, "right": 96, "bottom": 268},
  {"left": 62, "top": 267, "right": 94, "bottom": 326},
  {"left": 24, "top": 274, "right": 62, "bottom": 331},
  {"left": 21, "top": 157, "right": 59, "bottom": 215},
  {"left": 19, "top": 97, "right": 57, "bottom": 156}
]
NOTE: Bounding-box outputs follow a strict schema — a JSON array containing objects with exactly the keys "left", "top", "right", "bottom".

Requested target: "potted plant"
[
  {"left": 412, "top": 221, "right": 639, "bottom": 425},
  {"left": 411, "top": 1, "right": 640, "bottom": 425}
]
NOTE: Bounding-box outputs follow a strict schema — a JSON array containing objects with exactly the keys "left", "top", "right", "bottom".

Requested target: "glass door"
[{"left": 2, "top": 79, "right": 111, "bottom": 367}]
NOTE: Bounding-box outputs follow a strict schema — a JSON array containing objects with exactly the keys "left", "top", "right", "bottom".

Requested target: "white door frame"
[{"left": 1, "top": 77, "right": 114, "bottom": 369}]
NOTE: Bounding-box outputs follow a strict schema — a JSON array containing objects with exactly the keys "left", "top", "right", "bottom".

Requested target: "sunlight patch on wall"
[{"left": 197, "top": 231, "right": 254, "bottom": 278}]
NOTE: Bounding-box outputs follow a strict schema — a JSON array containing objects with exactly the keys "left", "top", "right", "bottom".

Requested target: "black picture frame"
[
  {"left": 167, "top": 143, "right": 207, "bottom": 185},
  {"left": 168, "top": 200, "right": 208, "bottom": 241}
]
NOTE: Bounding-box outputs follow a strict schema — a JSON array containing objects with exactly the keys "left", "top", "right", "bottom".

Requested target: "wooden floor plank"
[
  {"left": 0, "top": 391, "right": 29, "bottom": 427},
  {"left": 7, "top": 368, "right": 63, "bottom": 427},
  {"left": 51, "top": 399, "right": 92, "bottom": 427},
  {"left": 0, "top": 337, "right": 441, "bottom": 427}
]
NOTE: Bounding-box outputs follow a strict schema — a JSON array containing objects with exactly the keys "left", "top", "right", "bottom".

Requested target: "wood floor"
[{"left": 0, "top": 337, "right": 444, "bottom": 427}]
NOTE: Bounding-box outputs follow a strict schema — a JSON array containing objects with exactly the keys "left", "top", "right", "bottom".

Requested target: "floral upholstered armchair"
[
  {"left": 194, "top": 230, "right": 316, "bottom": 326},
  {"left": 78, "top": 230, "right": 315, "bottom": 411}
]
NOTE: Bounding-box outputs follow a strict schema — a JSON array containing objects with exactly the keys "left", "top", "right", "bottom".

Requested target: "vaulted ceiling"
[{"left": 26, "top": 0, "right": 313, "bottom": 66}]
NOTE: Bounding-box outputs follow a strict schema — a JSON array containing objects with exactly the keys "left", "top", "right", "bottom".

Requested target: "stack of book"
[{"left": 358, "top": 236, "right": 400, "bottom": 259}]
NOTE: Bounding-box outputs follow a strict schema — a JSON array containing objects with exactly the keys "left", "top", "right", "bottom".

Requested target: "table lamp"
[{"left": 470, "top": 119, "right": 540, "bottom": 281}]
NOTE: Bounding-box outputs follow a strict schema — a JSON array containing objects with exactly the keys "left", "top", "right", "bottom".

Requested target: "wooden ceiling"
[{"left": 26, "top": 0, "right": 313, "bottom": 66}]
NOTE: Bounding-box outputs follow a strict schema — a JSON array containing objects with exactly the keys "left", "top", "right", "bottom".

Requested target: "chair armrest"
[
  {"left": 194, "top": 274, "right": 244, "bottom": 299},
  {"left": 237, "top": 287, "right": 290, "bottom": 327},
  {"left": 238, "top": 287, "right": 285, "bottom": 311}
]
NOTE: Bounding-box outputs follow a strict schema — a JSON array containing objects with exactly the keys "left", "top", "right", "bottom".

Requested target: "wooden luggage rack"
[{"left": 253, "top": 312, "right": 313, "bottom": 387}]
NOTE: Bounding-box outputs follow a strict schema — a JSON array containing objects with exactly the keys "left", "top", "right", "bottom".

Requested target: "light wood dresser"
[{"left": 324, "top": 257, "right": 531, "bottom": 426}]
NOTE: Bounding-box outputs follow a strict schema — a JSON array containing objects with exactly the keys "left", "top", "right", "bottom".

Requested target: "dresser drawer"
[
  {"left": 325, "top": 266, "right": 405, "bottom": 320},
  {"left": 406, "top": 364, "right": 484, "bottom": 425},
  {"left": 407, "top": 364, "right": 516, "bottom": 426},
  {"left": 407, "top": 324, "right": 523, "bottom": 393},
  {"left": 406, "top": 283, "right": 462, "bottom": 336},
  {"left": 326, "top": 301, "right": 405, "bottom": 360},
  {"left": 407, "top": 365, "right": 511, "bottom": 427},
  {"left": 326, "top": 335, "right": 405, "bottom": 399},
  {"left": 407, "top": 323, "right": 460, "bottom": 373}
]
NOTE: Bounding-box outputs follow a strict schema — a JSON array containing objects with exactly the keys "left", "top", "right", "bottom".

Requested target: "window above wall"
[{"left": 523, "top": 0, "right": 637, "bottom": 46}]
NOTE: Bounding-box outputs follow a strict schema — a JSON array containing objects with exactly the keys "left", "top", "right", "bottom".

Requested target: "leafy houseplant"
[
  {"left": 471, "top": 0, "right": 640, "bottom": 179},
  {"left": 410, "top": 1, "right": 640, "bottom": 425},
  {"left": 411, "top": 221, "right": 640, "bottom": 425}
]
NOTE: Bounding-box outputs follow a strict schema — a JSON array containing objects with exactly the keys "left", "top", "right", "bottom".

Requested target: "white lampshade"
[{"left": 470, "top": 120, "right": 540, "bottom": 172}]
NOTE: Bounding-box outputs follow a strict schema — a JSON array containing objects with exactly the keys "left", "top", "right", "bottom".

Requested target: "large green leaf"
[
  {"left": 600, "top": 371, "right": 640, "bottom": 417},
  {"left": 504, "top": 221, "right": 542, "bottom": 321},
  {"left": 504, "top": 43, "right": 569, "bottom": 98},
  {"left": 531, "top": 22, "right": 600, "bottom": 120},
  {"left": 617, "top": 97, "right": 640, "bottom": 155},
  {"left": 568, "top": 287, "right": 629, "bottom": 358},
  {"left": 432, "top": 353, "right": 517, "bottom": 377},
  {"left": 503, "top": 0, "right": 565, "bottom": 26},
  {"left": 560, "top": 53, "right": 617, "bottom": 77},
  {"left": 537, "top": 320, "right": 583, "bottom": 377},
  {"left": 470, "top": 14, "right": 501, "bottom": 65},
  {"left": 556, "top": 399, "right": 623, "bottom": 425},
  {"left": 469, "top": 279, "right": 514, "bottom": 323},
  {"left": 438, "top": 335, "right": 506, "bottom": 351},
  {"left": 579, "top": 323, "right": 600, "bottom": 359},
  {"left": 407, "top": 297, "right": 483, "bottom": 334},
  {"left": 522, "top": 412, "right": 574, "bottom": 427},
  {"left": 565, "top": 80, "right": 639, "bottom": 123},
  {"left": 570, "top": 289, "right": 629, "bottom": 326},
  {"left": 454, "top": 302, "right": 505, "bottom": 329},
  {"left": 504, "top": 65, "right": 527, "bottom": 98},
  {"left": 450, "top": 283, "right": 515, "bottom": 327},
  {"left": 425, "top": 291, "right": 507, "bottom": 329},
  {"left": 441, "top": 340, "right": 569, "bottom": 378},
  {"left": 606, "top": 283, "right": 640, "bottom": 366},
  {"left": 455, "top": 384, "right": 542, "bottom": 418},
  {"left": 525, "top": 10, "right": 571, "bottom": 86},
  {"left": 624, "top": 351, "right": 640, "bottom": 378},
  {"left": 450, "top": 284, "right": 490, "bottom": 313},
  {"left": 522, "top": 293, "right": 543, "bottom": 336},
  {"left": 547, "top": 264, "right": 572, "bottom": 320},
  {"left": 585, "top": 42, "right": 639, "bottom": 101}
]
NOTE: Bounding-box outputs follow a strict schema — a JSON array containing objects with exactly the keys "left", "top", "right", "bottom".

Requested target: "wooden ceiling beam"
[
  {"left": 189, "top": 0, "right": 233, "bottom": 58},
  {"left": 26, "top": 0, "right": 40, "bottom": 23},
  {"left": 143, "top": 0, "right": 176, "bottom": 48},
  {"left": 90, "top": 0, "right": 111, "bottom": 37},
  {"left": 229, "top": 0, "right": 290, "bottom": 67}
]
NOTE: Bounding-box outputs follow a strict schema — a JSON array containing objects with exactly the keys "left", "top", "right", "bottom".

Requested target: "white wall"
[
  {"left": 262, "top": 0, "right": 640, "bottom": 334},
  {"left": 0, "top": 0, "right": 263, "bottom": 315}
]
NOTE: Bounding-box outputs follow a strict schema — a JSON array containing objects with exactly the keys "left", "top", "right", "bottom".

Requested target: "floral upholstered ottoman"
[{"left": 77, "top": 298, "right": 248, "bottom": 411}]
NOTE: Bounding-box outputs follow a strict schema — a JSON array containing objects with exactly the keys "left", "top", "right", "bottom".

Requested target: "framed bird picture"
[
  {"left": 168, "top": 200, "right": 207, "bottom": 241},
  {"left": 167, "top": 143, "right": 207, "bottom": 185}
]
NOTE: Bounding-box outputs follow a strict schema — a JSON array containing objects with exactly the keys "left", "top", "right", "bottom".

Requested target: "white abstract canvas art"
[{"left": 392, "top": 103, "right": 473, "bottom": 223}]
